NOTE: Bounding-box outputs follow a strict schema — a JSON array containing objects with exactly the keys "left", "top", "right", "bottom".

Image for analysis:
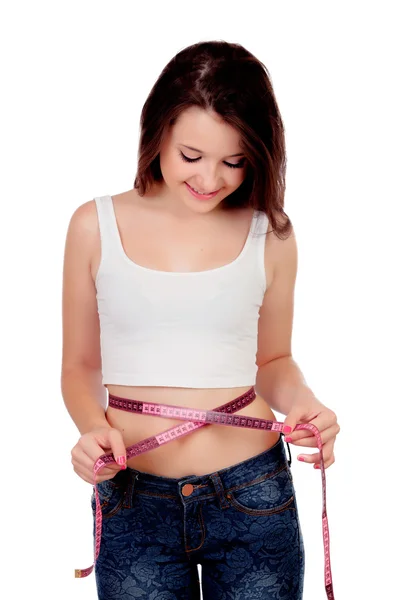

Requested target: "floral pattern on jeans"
[{"left": 91, "top": 437, "right": 305, "bottom": 599}]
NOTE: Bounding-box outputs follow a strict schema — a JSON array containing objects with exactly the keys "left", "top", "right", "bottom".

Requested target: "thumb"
[
  {"left": 108, "top": 427, "right": 127, "bottom": 467},
  {"left": 282, "top": 406, "right": 303, "bottom": 435}
]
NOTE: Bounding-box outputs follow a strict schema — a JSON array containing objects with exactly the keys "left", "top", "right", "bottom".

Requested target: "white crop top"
[{"left": 94, "top": 195, "right": 269, "bottom": 388}]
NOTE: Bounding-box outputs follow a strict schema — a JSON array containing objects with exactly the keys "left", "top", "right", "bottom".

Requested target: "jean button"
[{"left": 182, "top": 483, "right": 194, "bottom": 497}]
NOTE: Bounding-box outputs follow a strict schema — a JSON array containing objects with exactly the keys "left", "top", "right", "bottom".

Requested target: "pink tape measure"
[{"left": 74, "top": 387, "right": 335, "bottom": 599}]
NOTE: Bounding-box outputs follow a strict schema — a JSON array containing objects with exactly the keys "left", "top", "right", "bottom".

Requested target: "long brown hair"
[{"left": 133, "top": 40, "right": 292, "bottom": 240}]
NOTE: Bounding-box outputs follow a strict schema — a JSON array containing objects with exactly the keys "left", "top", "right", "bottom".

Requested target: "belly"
[{"left": 104, "top": 385, "right": 281, "bottom": 478}]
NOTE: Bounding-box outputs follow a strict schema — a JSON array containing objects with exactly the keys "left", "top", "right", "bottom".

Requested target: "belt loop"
[
  {"left": 285, "top": 439, "right": 292, "bottom": 467},
  {"left": 209, "top": 472, "right": 231, "bottom": 509},
  {"left": 123, "top": 468, "right": 136, "bottom": 508}
]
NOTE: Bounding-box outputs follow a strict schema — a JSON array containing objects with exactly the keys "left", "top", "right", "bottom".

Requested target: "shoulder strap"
[
  {"left": 257, "top": 210, "right": 270, "bottom": 235},
  {"left": 251, "top": 209, "right": 269, "bottom": 242},
  {"left": 250, "top": 210, "right": 269, "bottom": 291},
  {"left": 94, "top": 195, "right": 120, "bottom": 264}
]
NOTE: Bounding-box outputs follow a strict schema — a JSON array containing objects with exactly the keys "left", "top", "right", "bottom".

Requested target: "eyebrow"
[{"left": 181, "top": 144, "right": 244, "bottom": 158}]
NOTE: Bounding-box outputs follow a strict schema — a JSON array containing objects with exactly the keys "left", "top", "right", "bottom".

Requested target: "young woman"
[{"left": 62, "top": 40, "right": 339, "bottom": 600}]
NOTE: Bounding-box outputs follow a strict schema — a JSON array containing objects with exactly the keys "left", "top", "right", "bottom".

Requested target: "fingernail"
[
  {"left": 315, "top": 465, "right": 320, "bottom": 469},
  {"left": 116, "top": 456, "right": 126, "bottom": 466},
  {"left": 283, "top": 425, "right": 292, "bottom": 434},
  {"left": 285, "top": 436, "right": 292, "bottom": 443},
  {"left": 298, "top": 456, "right": 305, "bottom": 461}
]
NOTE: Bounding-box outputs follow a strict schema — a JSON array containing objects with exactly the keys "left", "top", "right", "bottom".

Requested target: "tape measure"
[{"left": 74, "top": 386, "right": 334, "bottom": 599}]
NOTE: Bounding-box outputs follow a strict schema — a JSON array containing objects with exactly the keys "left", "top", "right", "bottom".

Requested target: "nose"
[{"left": 195, "top": 163, "right": 221, "bottom": 193}]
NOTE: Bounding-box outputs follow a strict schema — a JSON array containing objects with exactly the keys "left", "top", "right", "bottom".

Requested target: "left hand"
[{"left": 282, "top": 389, "right": 340, "bottom": 470}]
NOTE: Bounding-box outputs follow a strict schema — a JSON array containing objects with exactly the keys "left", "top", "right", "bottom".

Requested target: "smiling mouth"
[{"left": 186, "top": 182, "right": 221, "bottom": 196}]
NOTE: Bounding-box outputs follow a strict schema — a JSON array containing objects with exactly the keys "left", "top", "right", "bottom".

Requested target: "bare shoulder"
[
  {"left": 67, "top": 197, "right": 102, "bottom": 233},
  {"left": 66, "top": 189, "right": 136, "bottom": 253},
  {"left": 260, "top": 213, "right": 297, "bottom": 293},
  {"left": 63, "top": 198, "right": 108, "bottom": 287},
  {"left": 266, "top": 217, "right": 297, "bottom": 277}
]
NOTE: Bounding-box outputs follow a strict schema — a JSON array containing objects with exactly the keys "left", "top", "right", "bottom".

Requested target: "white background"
[{"left": 2, "top": 1, "right": 413, "bottom": 598}]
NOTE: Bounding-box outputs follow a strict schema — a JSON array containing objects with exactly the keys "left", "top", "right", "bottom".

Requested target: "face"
[{"left": 158, "top": 106, "right": 247, "bottom": 214}]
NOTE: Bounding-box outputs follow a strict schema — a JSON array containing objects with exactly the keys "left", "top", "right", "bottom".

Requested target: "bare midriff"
[{"left": 104, "top": 384, "right": 280, "bottom": 478}]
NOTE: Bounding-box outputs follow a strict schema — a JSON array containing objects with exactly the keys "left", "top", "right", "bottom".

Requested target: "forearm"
[
  {"left": 255, "top": 355, "right": 313, "bottom": 415},
  {"left": 61, "top": 365, "right": 109, "bottom": 435}
]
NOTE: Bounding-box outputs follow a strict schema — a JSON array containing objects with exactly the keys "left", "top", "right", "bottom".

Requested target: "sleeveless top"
[{"left": 94, "top": 195, "right": 269, "bottom": 388}]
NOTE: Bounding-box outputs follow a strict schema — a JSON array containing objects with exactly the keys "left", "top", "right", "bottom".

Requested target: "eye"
[
  {"left": 179, "top": 151, "right": 245, "bottom": 169},
  {"left": 224, "top": 159, "right": 246, "bottom": 169},
  {"left": 179, "top": 152, "right": 201, "bottom": 164}
]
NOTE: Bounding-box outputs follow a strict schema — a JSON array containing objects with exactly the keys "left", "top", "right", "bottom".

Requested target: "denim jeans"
[{"left": 91, "top": 435, "right": 305, "bottom": 599}]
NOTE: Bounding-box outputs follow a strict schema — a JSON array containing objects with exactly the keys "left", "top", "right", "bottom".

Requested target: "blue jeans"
[{"left": 91, "top": 435, "right": 305, "bottom": 599}]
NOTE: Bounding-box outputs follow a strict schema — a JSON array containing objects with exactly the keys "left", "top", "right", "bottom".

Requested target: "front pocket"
[
  {"left": 226, "top": 465, "right": 295, "bottom": 516},
  {"left": 91, "top": 478, "right": 124, "bottom": 519}
]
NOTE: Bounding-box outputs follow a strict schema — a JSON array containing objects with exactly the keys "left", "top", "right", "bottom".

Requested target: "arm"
[
  {"left": 255, "top": 355, "right": 312, "bottom": 416},
  {"left": 61, "top": 365, "right": 108, "bottom": 436},
  {"left": 60, "top": 201, "right": 109, "bottom": 435},
  {"left": 255, "top": 225, "right": 315, "bottom": 415}
]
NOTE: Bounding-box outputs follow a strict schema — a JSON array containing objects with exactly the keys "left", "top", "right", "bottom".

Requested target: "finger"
[
  {"left": 78, "top": 434, "right": 111, "bottom": 463},
  {"left": 71, "top": 454, "right": 122, "bottom": 481},
  {"left": 108, "top": 428, "right": 127, "bottom": 465},
  {"left": 80, "top": 430, "right": 124, "bottom": 466},
  {"left": 290, "top": 411, "right": 335, "bottom": 441},
  {"left": 72, "top": 463, "right": 118, "bottom": 485},
  {"left": 298, "top": 438, "right": 335, "bottom": 464},
  {"left": 287, "top": 424, "right": 328, "bottom": 443},
  {"left": 286, "top": 424, "right": 338, "bottom": 448},
  {"left": 314, "top": 454, "right": 335, "bottom": 470},
  {"left": 298, "top": 451, "right": 322, "bottom": 464},
  {"left": 72, "top": 446, "right": 107, "bottom": 474},
  {"left": 72, "top": 447, "right": 122, "bottom": 472},
  {"left": 284, "top": 430, "right": 314, "bottom": 443},
  {"left": 104, "top": 463, "right": 124, "bottom": 471}
]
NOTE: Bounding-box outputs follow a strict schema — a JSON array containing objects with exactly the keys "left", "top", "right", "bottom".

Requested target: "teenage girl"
[{"left": 62, "top": 41, "right": 340, "bottom": 600}]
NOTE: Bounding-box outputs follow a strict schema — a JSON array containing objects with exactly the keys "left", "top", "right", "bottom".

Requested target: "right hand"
[{"left": 71, "top": 425, "right": 127, "bottom": 485}]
